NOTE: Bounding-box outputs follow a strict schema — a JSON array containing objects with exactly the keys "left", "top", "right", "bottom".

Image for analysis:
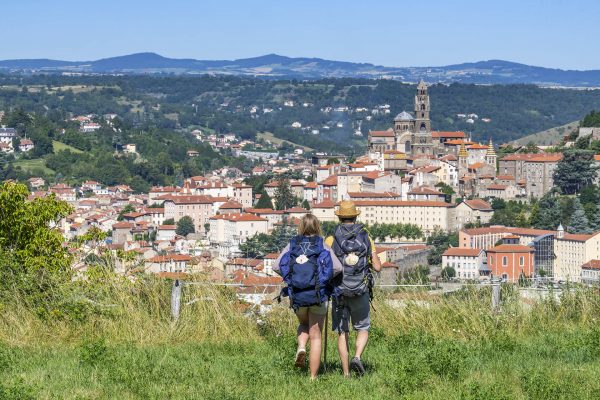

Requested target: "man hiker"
[{"left": 325, "top": 200, "right": 381, "bottom": 377}]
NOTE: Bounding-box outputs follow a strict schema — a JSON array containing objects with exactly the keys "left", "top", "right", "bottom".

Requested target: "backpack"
[
  {"left": 331, "top": 224, "right": 373, "bottom": 298},
  {"left": 278, "top": 235, "right": 334, "bottom": 310}
]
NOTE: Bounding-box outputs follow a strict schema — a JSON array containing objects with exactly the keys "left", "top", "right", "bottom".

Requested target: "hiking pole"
[{"left": 323, "top": 298, "right": 330, "bottom": 373}]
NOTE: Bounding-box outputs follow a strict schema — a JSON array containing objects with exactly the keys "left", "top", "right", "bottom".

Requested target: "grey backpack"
[{"left": 332, "top": 224, "right": 372, "bottom": 297}]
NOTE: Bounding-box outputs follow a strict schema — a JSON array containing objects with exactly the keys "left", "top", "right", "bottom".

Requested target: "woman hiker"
[{"left": 274, "top": 213, "right": 343, "bottom": 379}]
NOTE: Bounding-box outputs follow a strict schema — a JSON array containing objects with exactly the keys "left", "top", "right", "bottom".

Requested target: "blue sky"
[{"left": 3, "top": 0, "right": 598, "bottom": 70}]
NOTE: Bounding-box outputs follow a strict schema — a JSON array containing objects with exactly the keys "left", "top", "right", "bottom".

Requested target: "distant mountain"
[{"left": 1, "top": 52, "right": 600, "bottom": 87}]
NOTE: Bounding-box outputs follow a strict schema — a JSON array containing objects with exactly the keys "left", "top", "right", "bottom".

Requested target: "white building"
[{"left": 442, "top": 247, "right": 486, "bottom": 280}]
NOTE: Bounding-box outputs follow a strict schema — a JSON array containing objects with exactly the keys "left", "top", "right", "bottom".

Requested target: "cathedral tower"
[{"left": 411, "top": 80, "right": 433, "bottom": 157}]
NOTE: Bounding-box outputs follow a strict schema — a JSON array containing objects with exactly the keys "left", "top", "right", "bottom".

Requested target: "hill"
[
  {"left": 2, "top": 52, "right": 600, "bottom": 86},
  {"left": 515, "top": 121, "right": 580, "bottom": 146}
]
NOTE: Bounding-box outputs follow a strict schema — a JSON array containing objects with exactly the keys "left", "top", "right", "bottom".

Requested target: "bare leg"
[
  {"left": 337, "top": 332, "right": 350, "bottom": 376},
  {"left": 355, "top": 330, "right": 369, "bottom": 359},
  {"left": 307, "top": 311, "right": 325, "bottom": 379},
  {"left": 296, "top": 308, "right": 309, "bottom": 351}
]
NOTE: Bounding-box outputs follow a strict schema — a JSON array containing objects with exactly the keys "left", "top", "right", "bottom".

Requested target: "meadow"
[{"left": 2, "top": 278, "right": 600, "bottom": 399}]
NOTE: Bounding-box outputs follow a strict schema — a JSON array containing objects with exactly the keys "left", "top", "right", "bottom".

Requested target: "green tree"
[
  {"left": 530, "top": 193, "right": 561, "bottom": 230},
  {"left": 553, "top": 150, "right": 598, "bottom": 195},
  {"left": 0, "top": 182, "right": 73, "bottom": 310},
  {"left": 435, "top": 182, "right": 455, "bottom": 203},
  {"left": 255, "top": 189, "right": 274, "bottom": 209},
  {"left": 274, "top": 178, "right": 296, "bottom": 210},
  {"left": 301, "top": 199, "right": 311, "bottom": 210},
  {"left": 176, "top": 216, "right": 196, "bottom": 236},
  {"left": 441, "top": 266, "right": 456, "bottom": 281},
  {"left": 426, "top": 229, "right": 458, "bottom": 266},
  {"left": 163, "top": 218, "right": 175, "bottom": 225},
  {"left": 569, "top": 198, "right": 591, "bottom": 234},
  {"left": 117, "top": 204, "right": 136, "bottom": 221}
]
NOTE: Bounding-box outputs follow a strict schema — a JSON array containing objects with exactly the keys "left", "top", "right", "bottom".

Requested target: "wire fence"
[{"left": 169, "top": 280, "right": 508, "bottom": 320}]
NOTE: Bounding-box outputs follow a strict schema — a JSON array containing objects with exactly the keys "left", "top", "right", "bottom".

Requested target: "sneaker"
[
  {"left": 350, "top": 357, "right": 365, "bottom": 376},
  {"left": 295, "top": 349, "right": 306, "bottom": 368}
]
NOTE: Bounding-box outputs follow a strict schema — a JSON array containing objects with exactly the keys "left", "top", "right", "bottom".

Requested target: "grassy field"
[
  {"left": 53, "top": 140, "right": 84, "bottom": 153},
  {"left": 3, "top": 282, "right": 600, "bottom": 399},
  {"left": 258, "top": 132, "right": 314, "bottom": 151},
  {"left": 12, "top": 158, "right": 54, "bottom": 175}
]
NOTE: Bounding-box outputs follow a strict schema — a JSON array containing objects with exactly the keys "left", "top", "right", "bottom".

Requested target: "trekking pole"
[{"left": 323, "top": 298, "right": 330, "bottom": 373}]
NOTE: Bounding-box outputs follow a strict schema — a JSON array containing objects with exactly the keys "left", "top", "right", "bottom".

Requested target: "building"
[
  {"left": 19, "top": 139, "right": 34, "bottom": 152},
  {"left": 581, "top": 260, "right": 600, "bottom": 284},
  {"left": 498, "top": 153, "right": 562, "bottom": 198},
  {"left": 345, "top": 200, "right": 456, "bottom": 235},
  {"left": 0, "top": 127, "right": 16, "bottom": 143},
  {"left": 163, "top": 195, "right": 214, "bottom": 233},
  {"left": 454, "top": 199, "right": 493, "bottom": 230},
  {"left": 486, "top": 236, "right": 534, "bottom": 283},
  {"left": 442, "top": 247, "right": 487, "bottom": 280},
  {"left": 209, "top": 213, "right": 269, "bottom": 259},
  {"left": 145, "top": 254, "right": 191, "bottom": 274}
]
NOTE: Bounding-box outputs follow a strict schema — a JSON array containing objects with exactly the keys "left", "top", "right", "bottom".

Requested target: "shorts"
[
  {"left": 295, "top": 302, "right": 328, "bottom": 316},
  {"left": 332, "top": 292, "right": 371, "bottom": 333}
]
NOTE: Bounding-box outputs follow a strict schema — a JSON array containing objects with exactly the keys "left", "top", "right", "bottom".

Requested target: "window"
[
  {"left": 502, "top": 256, "right": 508, "bottom": 267},
  {"left": 519, "top": 256, "right": 524, "bottom": 266}
]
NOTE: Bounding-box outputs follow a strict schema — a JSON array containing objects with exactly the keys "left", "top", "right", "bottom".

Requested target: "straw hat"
[{"left": 335, "top": 200, "right": 360, "bottom": 218}]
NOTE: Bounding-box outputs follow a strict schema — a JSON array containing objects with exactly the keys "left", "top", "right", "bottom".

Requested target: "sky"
[{"left": 2, "top": 0, "right": 598, "bottom": 70}]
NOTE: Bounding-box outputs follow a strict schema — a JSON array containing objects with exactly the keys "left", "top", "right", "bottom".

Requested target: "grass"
[
  {"left": 53, "top": 140, "right": 84, "bottom": 154},
  {"left": 257, "top": 132, "right": 314, "bottom": 151},
  {"left": 3, "top": 280, "right": 600, "bottom": 399},
  {"left": 12, "top": 158, "right": 54, "bottom": 175}
]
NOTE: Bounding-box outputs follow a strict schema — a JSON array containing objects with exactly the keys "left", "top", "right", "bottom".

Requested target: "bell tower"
[{"left": 411, "top": 80, "right": 433, "bottom": 158}]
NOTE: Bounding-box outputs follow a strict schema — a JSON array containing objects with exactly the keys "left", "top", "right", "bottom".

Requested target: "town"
[{"left": 3, "top": 80, "right": 600, "bottom": 288}]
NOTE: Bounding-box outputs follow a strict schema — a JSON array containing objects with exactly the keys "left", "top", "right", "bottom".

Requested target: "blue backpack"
[{"left": 278, "top": 235, "right": 334, "bottom": 310}]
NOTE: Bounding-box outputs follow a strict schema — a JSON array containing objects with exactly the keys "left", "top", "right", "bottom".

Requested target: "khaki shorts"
[{"left": 295, "top": 303, "right": 328, "bottom": 316}]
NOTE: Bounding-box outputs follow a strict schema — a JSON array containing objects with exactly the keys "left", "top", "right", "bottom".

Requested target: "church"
[{"left": 367, "top": 80, "right": 436, "bottom": 160}]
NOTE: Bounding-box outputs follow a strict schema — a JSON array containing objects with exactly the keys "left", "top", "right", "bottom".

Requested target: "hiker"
[
  {"left": 274, "top": 213, "right": 342, "bottom": 379},
  {"left": 325, "top": 200, "right": 381, "bottom": 377}
]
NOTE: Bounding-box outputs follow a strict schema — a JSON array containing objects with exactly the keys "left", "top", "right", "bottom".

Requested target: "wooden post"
[{"left": 171, "top": 279, "right": 182, "bottom": 321}]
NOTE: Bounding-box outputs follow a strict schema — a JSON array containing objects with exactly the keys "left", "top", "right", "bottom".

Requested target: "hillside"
[
  {"left": 2, "top": 52, "right": 600, "bottom": 86},
  {"left": 515, "top": 121, "right": 580, "bottom": 146},
  {"left": 2, "top": 75, "right": 600, "bottom": 156}
]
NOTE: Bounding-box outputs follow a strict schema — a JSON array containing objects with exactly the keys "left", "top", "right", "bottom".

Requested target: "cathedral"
[{"left": 367, "top": 80, "right": 435, "bottom": 160}]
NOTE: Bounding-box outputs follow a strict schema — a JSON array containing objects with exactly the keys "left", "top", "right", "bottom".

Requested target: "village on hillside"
[{"left": 3, "top": 81, "right": 600, "bottom": 290}]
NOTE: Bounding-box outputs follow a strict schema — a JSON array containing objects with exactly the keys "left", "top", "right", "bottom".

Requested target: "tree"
[
  {"left": 117, "top": 204, "right": 136, "bottom": 221},
  {"left": 204, "top": 223, "right": 210, "bottom": 233},
  {"left": 163, "top": 218, "right": 175, "bottom": 225},
  {"left": 176, "top": 216, "right": 196, "bottom": 236},
  {"left": 569, "top": 198, "right": 591, "bottom": 234},
  {"left": 530, "top": 193, "right": 561, "bottom": 230},
  {"left": 441, "top": 266, "right": 456, "bottom": 281},
  {"left": 426, "top": 229, "right": 458, "bottom": 266},
  {"left": 274, "top": 178, "right": 296, "bottom": 210},
  {"left": 327, "top": 158, "right": 340, "bottom": 165},
  {"left": 553, "top": 150, "right": 598, "bottom": 195},
  {"left": 435, "top": 182, "right": 455, "bottom": 203},
  {"left": 255, "top": 189, "right": 274, "bottom": 209},
  {"left": 0, "top": 182, "right": 73, "bottom": 310},
  {"left": 301, "top": 199, "right": 311, "bottom": 210}
]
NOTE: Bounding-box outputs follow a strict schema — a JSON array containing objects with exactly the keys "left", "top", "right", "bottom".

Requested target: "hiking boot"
[
  {"left": 350, "top": 357, "right": 365, "bottom": 376},
  {"left": 294, "top": 349, "right": 306, "bottom": 368}
]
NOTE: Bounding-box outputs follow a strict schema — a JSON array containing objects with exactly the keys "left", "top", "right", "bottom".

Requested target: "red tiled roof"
[
  {"left": 443, "top": 248, "right": 484, "bottom": 257},
  {"left": 158, "top": 225, "right": 176, "bottom": 230},
  {"left": 432, "top": 131, "right": 466, "bottom": 138},
  {"left": 112, "top": 222, "right": 133, "bottom": 229},
  {"left": 347, "top": 191, "right": 400, "bottom": 199},
  {"left": 487, "top": 244, "right": 534, "bottom": 253},
  {"left": 486, "top": 184, "right": 507, "bottom": 190},
  {"left": 319, "top": 175, "right": 338, "bottom": 186},
  {"left": 369, "top": 130, "right": 395, "bottom": 137},
  {"left": 147, "top": 254, "right": 192, "bottom": 262},
  {"left": 582, "top": 260, "right": 600, "bottom": 270},
  {"left": 464, "top": 199, "right": 493, "bottom": 211},
  {"left": 408, "top": 186, "right": 443, "bottom": 195},
  {"left": 349, "top": 200, "right": 453, "bottom": 208}
]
